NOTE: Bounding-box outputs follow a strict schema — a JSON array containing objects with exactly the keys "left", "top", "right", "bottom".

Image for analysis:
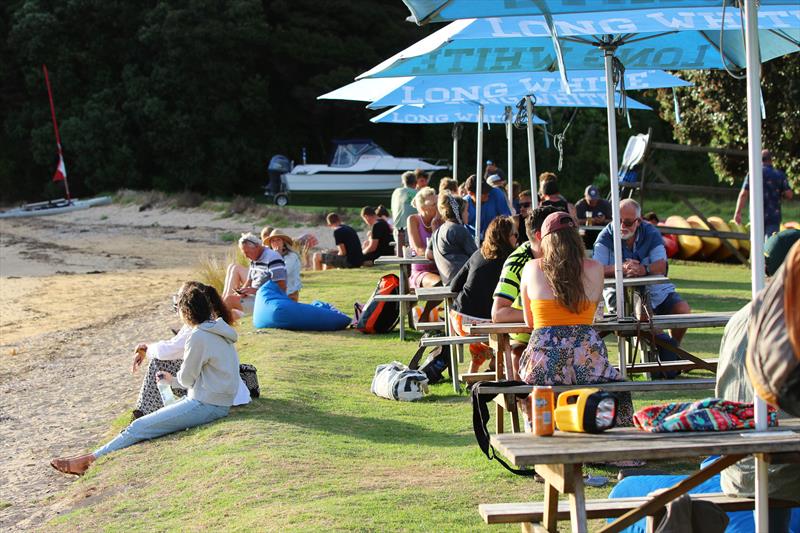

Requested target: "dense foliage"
[
  {"left": 1, "top": 1, "right": 795, "bottom": 203},
  {"left": 654, "top": 55, "right": 799, "bottom": 188}
]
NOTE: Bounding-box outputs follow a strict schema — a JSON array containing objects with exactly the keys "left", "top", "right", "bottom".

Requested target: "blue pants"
[{"left": 93, "top": 398, "right": 229, "bottom": 458}]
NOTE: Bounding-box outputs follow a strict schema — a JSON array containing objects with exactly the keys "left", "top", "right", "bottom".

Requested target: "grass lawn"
[{"left": 45, "top": 261, "right": 754, "bottom": 532}]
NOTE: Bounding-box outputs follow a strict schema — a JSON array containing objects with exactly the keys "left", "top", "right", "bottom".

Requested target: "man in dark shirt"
[
  {"left": 360, "top": 206, "right": 394, "bottom": 262},
  {"left": 575, "top": 185, "right": 613, "bottom": 248},
  {"left": 734, "top": 149, "right": 793, "bottom": 237},
  {"left": 312, "top": 212, "right": 364, "bottom": 270}
]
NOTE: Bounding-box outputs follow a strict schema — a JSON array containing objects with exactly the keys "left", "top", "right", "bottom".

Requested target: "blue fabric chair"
[
  {"left": 608, "top": 471, "right": 800, "bottom": 533},
  {"left": 252, "top": 281, "right": 351, "bottom": 331}
]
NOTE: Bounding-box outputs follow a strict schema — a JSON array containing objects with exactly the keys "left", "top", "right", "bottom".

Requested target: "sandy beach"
[{"left": 0, "top": 202, "right": 333, "bottom": 530}]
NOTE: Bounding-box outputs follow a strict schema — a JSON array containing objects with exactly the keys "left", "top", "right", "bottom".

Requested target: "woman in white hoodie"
[{"left": 51, "top": 283, "right": 241, "bottom": 476}]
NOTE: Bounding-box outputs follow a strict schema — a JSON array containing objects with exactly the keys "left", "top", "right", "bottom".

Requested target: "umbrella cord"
[
  {"left": 513, "top": 95, "right": 536, "bottom": 130},
  {"left": 719, "top": 1, "right": 747, "bottom": 79},
  {"left": 552, "top": 108, "right": 579, "bottom": 172},
  {"left": 612, "top": 56, "right": 628, "bottom": 118}
]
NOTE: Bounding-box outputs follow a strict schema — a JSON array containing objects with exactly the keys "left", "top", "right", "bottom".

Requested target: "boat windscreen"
[{"left": 330, "top": 141, "right": 389, "bottom": 167}]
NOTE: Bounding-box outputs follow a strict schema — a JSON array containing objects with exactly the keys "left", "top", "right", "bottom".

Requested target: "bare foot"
[{"left": 50, "top": 454, "right": 95, "bottom": 476}]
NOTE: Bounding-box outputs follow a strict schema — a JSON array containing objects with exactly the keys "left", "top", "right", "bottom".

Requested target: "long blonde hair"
[{"left": 540, "top": 228, "right": 588, "bottom": 313}]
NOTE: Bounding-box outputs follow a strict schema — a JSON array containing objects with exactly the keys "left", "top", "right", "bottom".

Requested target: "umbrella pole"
[
  {"left": 744, "top": 1, "right": 768, "bottom": 531},
  {"left": 452, "top": 124, "right": 459, "bottom": 182},
  {"left": 475, "top": 105, "right": 484, "bottom": 246},
  {"left": 506, "top": 107, "right": 514, "bottom": 211},
  {"left": 526, "top": 97, "right": 537, "bottom": 208},
  {"left": 604, "top": 49, "right": 627, "bottom": 378}
]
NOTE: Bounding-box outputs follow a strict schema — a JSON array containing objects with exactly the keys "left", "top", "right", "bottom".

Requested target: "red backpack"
[{"left": 356, "top": 274, "right": 400, "bottom": 334}]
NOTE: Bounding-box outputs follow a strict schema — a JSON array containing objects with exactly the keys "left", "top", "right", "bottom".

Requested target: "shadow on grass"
[{"left": 234, "top": 397, "right": 471, "bottom": 448}]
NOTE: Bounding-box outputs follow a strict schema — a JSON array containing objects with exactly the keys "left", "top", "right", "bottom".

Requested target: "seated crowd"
[{"left": 53, "top": 163, "right": 797, "bottom": 532}]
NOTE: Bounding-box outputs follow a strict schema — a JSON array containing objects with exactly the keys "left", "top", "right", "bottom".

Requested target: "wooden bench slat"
[
  {"left": 372, "top": 294, "right": 419, "bottom": 302},
  {"left": 626, "top": 358, "right": 718, "bottom": 374},
  {"left": 478, "top": 378, "right": 715, "bottom": 396},
  {"left": 414, "top": 321, "right": 446, "bottom": 331},
  {"left": 479, "top": 494, "right": 797, "bottom": 524},
  {"left": 460, "top": 371, "right": 496, "bottom": 384},
  {"left": 419, "top": 335, "right": 490, "bottom": 346}
]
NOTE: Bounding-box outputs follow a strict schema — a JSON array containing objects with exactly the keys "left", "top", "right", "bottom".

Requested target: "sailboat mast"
[{"left": 42, "top": 64, "right": 71, "bottom": 201}]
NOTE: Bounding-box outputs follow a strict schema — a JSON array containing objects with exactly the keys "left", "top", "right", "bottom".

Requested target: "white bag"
[{"left": 371, "top": 361, "right": 429, "bottom": 401}]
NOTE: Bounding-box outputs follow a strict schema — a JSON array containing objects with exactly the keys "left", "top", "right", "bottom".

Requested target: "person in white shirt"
[
  {"left": 264, "top": 229, "right": 303, "bottom": 301},
  {"left": 52, "top": 282, "right": 242, "bottom": 476},
  {"left": 129, "top": 282, "right": 251, "bottom": 419}
]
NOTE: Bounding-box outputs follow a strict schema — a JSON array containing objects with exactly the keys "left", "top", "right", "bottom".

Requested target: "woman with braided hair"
[{"left": 426, "top": 192, "right": 477, "bottom": 285}]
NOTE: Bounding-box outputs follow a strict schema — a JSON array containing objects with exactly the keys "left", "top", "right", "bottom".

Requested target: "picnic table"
[
  {"left": 373, "top": 255, "right": 433, "bottom": 341},
  {"left": 482, "top": 418, "right": 800, "bottom": 533},
  {"left": 415, "top": 286, "right": 462, "bottom": 392}
]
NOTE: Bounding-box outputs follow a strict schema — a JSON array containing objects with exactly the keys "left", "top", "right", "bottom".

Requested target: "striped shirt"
[
  {"left": 494, "top": 242, "right": 534, "bottom": 344},
  {"left": 248, "top": 247, "right": 287, "bottom": 288}
]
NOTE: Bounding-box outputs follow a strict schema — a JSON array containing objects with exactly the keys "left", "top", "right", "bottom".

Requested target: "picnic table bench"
[
  {"left": 373, "top": 256, "right": 432, "bottom": 341},
  {"left": 482, "top": 418, "right": 800, "bottom": 533}
]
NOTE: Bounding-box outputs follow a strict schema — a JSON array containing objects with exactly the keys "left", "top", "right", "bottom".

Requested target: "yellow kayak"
[
  {"left": 707, "top": 217, "right": 739, "bottom": 261},
  {"left": 665, "top": 215, "right": 702, "bottom": 259},
  {"left": 728, "top": 220, "right": 751, "bottom": 255},
  {"left": 687, "top": 215, "right": 721, "bottom": 258}
]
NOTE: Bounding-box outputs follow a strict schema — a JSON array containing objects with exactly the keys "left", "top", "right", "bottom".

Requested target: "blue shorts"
[{"left": 653, "top": 291, "right": 684, "bottom": 316}]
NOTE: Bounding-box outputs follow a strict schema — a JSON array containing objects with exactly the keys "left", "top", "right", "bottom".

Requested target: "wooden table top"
[
  {"left": 491, "top": 418, "right": 800, "bottom": 466},
  {"left": 465, "top": 312, "right": 734, "bottom": 336},
  {"left": 374, "top": 255, "right": 432, "bottom": 266},
  {"left": 603, "top": 275, "right": 670, "bottom": 287}
]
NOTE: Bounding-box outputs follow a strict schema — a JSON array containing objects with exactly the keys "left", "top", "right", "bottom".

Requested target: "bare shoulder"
[{"left": 583, "top": 258, "right": 603, "bottom": 276}]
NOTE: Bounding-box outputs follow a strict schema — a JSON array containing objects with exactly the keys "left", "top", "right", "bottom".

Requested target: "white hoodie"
[{"left": 177, "top": 318, "right": 240, "bottom": 407}]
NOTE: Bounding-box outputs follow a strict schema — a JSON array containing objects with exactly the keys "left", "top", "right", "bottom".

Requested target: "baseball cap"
[
  {"left": 764, "top": 229, "right": 800, "bottom": 276},
  {"left": 585, "top": 185, "right": 600, "bottom": 200},
  {"left": 486, "top": 174, "right": 504, "bottom": 186},
  {"left": 541, "top": 211, "right": 577, "bottom": 238},
  {"left": 485, "top": 160, "right": 494, "bottom": 165}
]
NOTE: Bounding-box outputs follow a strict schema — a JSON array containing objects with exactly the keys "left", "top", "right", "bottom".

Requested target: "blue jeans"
[{"left": 93, "top": 398, "right": 229, "bottom": 457}]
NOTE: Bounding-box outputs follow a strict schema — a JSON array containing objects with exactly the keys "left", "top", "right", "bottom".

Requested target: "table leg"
[
  {"left": 494, "top": 334, "right": 505, "bottom": 434},
  {"left": 498, "top": 333, "right": 520, "bottom": 433},
  {"left": 398, "top": 265, "right": 408, "bottom": 341},
  {"left": 568, "top": 472, "right": 588, "bottom": 533},
  {"left": 543, "top": 481, "right": 559, "bottom": 532},
  {"left": 617, "top": 337, "right": 627, "bottom": 379},
  {"left": 442, "top": 296, "right": 461, "bottom": 394}
]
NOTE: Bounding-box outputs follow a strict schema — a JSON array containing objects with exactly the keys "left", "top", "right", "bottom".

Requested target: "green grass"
[{"left": 44, "top": 263, "right": 753, "bottom": 532}]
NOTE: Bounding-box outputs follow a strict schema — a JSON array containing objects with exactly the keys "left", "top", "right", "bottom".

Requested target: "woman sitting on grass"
[
  {"left": 519, "top": 211, "right": 633, "bottom": 426},
  {"left": 129, "top": 282, "right": 250, "bottom": 419},
  {"left": 265, "top": 229, "right": 302, "bottom": 301},
  {"left": 51, "top": 283, "right": 241, "bottom": 476},
  {"left": 449, "top": 216, "right": 517, "bottom": 373}
]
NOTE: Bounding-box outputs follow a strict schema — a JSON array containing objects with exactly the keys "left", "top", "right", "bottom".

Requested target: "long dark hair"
[
  {"left": 540, "top": 228, "right": 588, "bottom": 313},
  {"left": 200, "top": 284, "right": 234, "bottom": 325},
  {"left": 177, "top": 284, "right": 213, "bottom": 326}
]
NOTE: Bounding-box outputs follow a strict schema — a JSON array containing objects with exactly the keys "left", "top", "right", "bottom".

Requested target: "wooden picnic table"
[
  {"left": 414, "top": 286, "right": 462, "bottom": 392},
  {"left": 602, "top": 274, "right": 670, "bottom": 288},
  {"left": 486, "top": 418, "right": 800, "bottom": 533},
  {"left": 373, "top": 255, "right": 433, "bottom": 341}
]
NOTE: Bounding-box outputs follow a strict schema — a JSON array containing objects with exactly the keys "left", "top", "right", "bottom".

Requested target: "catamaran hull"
[{"left": 0, "top": 196, "right": 112, "bottom": 218}]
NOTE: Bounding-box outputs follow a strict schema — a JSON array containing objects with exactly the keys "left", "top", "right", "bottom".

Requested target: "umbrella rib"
[
  {"left": 698, "top": 30, "right": 743, "bottom": 69},
  {"left": 622, "top": 31, "right": 678, "bottom": 45},
  {"left": 417, "top": 0, "right": 453, "bottom": 26},
  {"left": 767, "top": 28, "right": 800, "bottom": 48}
]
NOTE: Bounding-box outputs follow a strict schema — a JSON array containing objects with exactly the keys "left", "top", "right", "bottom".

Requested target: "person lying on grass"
[
  {"left": 222, "top": 232, "right": 287, "bottom": 315},
  {"left": 129, "top": 282, "right": 250, "bottom": 420},
  {"left": 51, "top": 283, "right": 241, "bottom": 476}
]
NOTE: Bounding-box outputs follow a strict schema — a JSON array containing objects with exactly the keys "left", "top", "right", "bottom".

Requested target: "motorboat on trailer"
[{"left": 265, "top": 139, "right": 447, "bottom": 205}]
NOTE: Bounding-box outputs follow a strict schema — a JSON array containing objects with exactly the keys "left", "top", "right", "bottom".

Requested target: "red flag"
[{"left": 53, "top": 152, "right": 67, "bottom": 182}]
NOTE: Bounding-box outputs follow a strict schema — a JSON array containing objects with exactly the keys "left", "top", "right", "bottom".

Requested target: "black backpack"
[
  {"left": 356, "top": 274, "right": 400, "bottom": 334},
  {"left": 408, "top": 337, "right": 451, "bottom": 385}
]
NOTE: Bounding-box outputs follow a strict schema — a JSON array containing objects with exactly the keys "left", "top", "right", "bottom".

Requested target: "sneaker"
[{"left": 130, "top": 409, "right": 144, "bottom": 422}]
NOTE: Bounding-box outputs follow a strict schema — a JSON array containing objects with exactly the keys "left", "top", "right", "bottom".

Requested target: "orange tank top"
[{"left": 531, "top": 299, "right": 596, "bottom": 328}]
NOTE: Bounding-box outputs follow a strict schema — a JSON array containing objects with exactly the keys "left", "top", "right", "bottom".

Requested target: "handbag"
[
  {"left": 239, "top": 363, "right": 260, "bottom": 398},
  {"left": 371, "top": 361, "right": 428, "bottom": 401}
]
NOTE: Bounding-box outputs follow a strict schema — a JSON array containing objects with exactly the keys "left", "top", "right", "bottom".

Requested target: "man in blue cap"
[
  {"left": 734, "top": 149, "right": 793, "bottom": 238},
  {"left": 576, "top": 184, "right": 612, "bottom": 248}
]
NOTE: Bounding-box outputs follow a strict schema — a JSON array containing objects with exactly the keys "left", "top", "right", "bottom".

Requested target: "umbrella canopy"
[
  {"left": 367, "top": 70, "right": 688, "bottom": 108},
  {"left": 400, "top": 0, "right": 797, "bottom": 25},
  {"left": 359, "top": 7, "right": 800, "bottom": 78},
  {"left": 318, "top": 77, "right": 411, "bottom": 102},
  {"left": 370, "top": 103, "right": 549, "bottom": 124}
]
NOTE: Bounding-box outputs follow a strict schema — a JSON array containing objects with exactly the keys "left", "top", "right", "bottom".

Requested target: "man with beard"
[{"left": 593, "top": 198, "right": 691, "bottom": 344}]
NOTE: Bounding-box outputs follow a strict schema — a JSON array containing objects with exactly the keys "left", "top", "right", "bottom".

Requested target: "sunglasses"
[
  {"left": 621, "top": 218, "right": 639, "bottom": 227},
  {"left": 172, "top": 294, "right": 179, "bottom": 313},
  {"left": 519, "top": 202, "right": 532, "bottom": 208}
]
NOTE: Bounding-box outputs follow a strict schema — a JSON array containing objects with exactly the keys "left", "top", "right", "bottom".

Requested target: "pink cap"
[{"left": 541, "top": 211, "right": 577, "bottom": 238}]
